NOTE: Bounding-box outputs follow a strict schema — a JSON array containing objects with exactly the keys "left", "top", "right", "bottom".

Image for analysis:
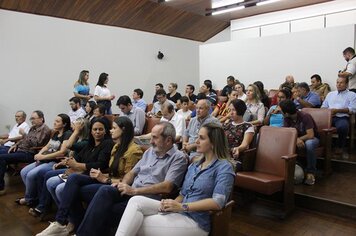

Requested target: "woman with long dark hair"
[{"left": 94, "top": 73, "right": 115, "bottom": 114}]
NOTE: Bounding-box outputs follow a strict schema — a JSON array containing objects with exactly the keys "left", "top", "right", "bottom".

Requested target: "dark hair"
[
  {"left": 235, "top": 82, "right": 246, "bottom": 93},
  {"left": 86, "top": 101, "right": 97, "bottom": 117},
  {"left": 253, "top": 81, "right": 267, "bottom": 97},
  {"left": 180, "top": 96, "right": 189, "bottom": 104},
  {"left": 196, "top": 92, "right": 207, "bottom": 101},
  {"left": 57, "top": 113, "right": 71, "bottom": 132},
  {"left": 231, "top": 99, "right": 247, "bottom": 116},
  {"left": 203, "top": 81, "right": 212, "bottom": 91},
  {"left": 33, "top": 110, "right": 45, "bottom": 123},
  {"left": 297, "top": 82, "right": 310, "bottom": 92},
  {"left": 155, "top": 88, "right": 167, "bottom": 97},
  {"left": 69, "top": 97, "right": 81, "bottom": 104},
  {"left": 170, "top": 83, "right": 178, "bottom": 89},
  {"left": 94, "top": 104, "right": 106, "bottom": 116},
  {"left": 96, "top": 73, "right": 109, "bottom": 87},
  {"left": 204, "top": 79, "right": 212, "bottom": 84},
  {"left": 279, "top": 100, "right": 297, "bottom": 115},
  {"left": 186, "top": 84, "right": 195, "bottom": 92},
  {"left": 311, "top": 74, "right": 322, "bottom": 83},
  {"left": 278, "top": 88, "right": 292, "bottom": 100},
  {"left": 227, "top": 76, "right": 235, "bottom": 82},
  {"left": 279, "top": 81, "right": 293, "bottom": 91},
  {"left": 155, "top": 83, "right": 164, "bottom": 88},
  {"left": 228, "top": 89, "right": 237, "bottom": 95},
  {"left": 134, "top": 88, "right": 144, "bottom": 98},
  {"left": 343, "top": 47, "right": 355, "bottom": 55},
  {"left": 116, "top": 95, "right": 132, "bottom": 106},
  {"left": 88, "top": 117, "right": 111, "bottom": 146},
  {"left": 109, "top": 116, "right": 135, "bottom": 177}
]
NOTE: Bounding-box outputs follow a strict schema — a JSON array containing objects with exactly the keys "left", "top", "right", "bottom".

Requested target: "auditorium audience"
[
  {"left": 116, "top": 96, "right": 146, "bottom": 136},
  {"left": 183, "top": 99, "right": 220, "bottom": 161},
  {"left": 280, "top": 100, "right": 319, "bottom": 186},
  {"left": 73, "top": 70, "right": 92, "bottom": 108},
  {"left": 254, "top": 81, "right": 270, "bottom": 108},
  {"left": 244, "top": 84, "right": 265, "bottom": 125},
  {"left": 0, "top": 110, "right": 51, "bottom": 195},
  {"left": 92, "top": 104, "right": 106, "bottom": 119},
  {"left": 132, "top": 88, "right": 147, "bottom": 111},
  {"left": 310, "top": 74, "right": 330, "bottom": 102},
  {"left": 321, "top": 75, "right": 356, "bottom": 156},
  {"left": 160, "top": 102, "right": 185, "bottom": 142},
  {"left": 94, "top": 72, "right": 115, "bottom": 114},
  {"left": 200, "top": 81, "right": 217, "bottom": 105},
  {"left": 17, "top": 114, "right": 72, "bottom": 206},
  {"left": 223, "top": 99, "right": 255, "bottom": 171},
  {"left": 116, "top": 123, "right": 234, "bottom": 236},
  {"left": 68, "top": 97, "right": 86, "bottom": 123},
  {"left": 149, "top": 89, "right": 175, "bottom": 117},
  {"left": 167, "top": 83, "right": 182, "bottom": 104},
  {"left": 185, "top": 84, "right": 197, "bottom": 103},
  {"left": 264, "top": 88, "right": 292, "bottom": 127},
  {"left": 0, "top": 111, "right": 30, "bottom": 154},
  {"left": 71, "top": 122, "right": 187, "bottom": 236},
  {"left": 339, "top": 47, "right": 356, "bottom": 93},
  {"left": 152, "top": 83, "right": 164, "bottom": 103}
]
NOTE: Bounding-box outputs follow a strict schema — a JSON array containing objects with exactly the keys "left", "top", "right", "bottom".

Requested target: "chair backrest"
[
  {"left": 302, "top": 108, "right": 332, "bottom": 132},
  {"left": 146, "top": 103, "right": 153, "bottom": 112},
  {"left": 143, "top": 117, "right": 161, "bottom": 134},
  {"left": 255, "top": 126, "right": 297, "bottom": 177}
]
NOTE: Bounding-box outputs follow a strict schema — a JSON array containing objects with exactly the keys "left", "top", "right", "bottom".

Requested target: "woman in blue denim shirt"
[{"left": 116, "top": 123, "right": 235, "bottom": 236}]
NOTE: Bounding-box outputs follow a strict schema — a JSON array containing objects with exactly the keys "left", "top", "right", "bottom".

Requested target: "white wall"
[
  {"left": 200, "top": 25, "right": 355, "bottom": 90},
  {"left": 0, "top": 10, "right": 201, "bottom": 134}
]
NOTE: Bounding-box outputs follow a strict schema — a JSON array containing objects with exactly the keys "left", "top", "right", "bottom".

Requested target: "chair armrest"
[
  {"left": 281, "top": 153, "right": 297, "bottom": 161},
  {"left": 322, "top": 127, "right": 337, "bottom": 133},
  {"left": 240, "top": 148, "right": 257, "bottom": 171}
]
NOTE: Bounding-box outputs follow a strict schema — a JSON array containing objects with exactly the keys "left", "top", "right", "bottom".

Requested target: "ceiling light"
[
  {"left": 212, "top": 0, "right": 244, "bottom": 9},
  {"left": 256, "top": 0, "right": 282, "bottom": 6},
  {"left": 212, "top": 6, "right": 245, "bottom": 15}
]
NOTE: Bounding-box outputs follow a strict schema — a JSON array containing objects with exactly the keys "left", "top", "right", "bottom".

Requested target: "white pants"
[{"left": 116, "top": 196, "right": 208, "bottom": 236}]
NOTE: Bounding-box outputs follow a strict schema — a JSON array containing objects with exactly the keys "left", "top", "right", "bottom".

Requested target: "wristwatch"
[
  {"left": 106, "top": 178, "right": 112, "bottom": 185},
  {"left": 181, "top": 203, "right": 189, "bottom": 212}
]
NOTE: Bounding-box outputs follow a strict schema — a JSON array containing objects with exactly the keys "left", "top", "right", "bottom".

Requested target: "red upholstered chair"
[
  {"left": 146, "top": 103, "right": 153, "bottom": 113},
  {"left": 143, "top": 117, "right": 160, "bottom": 134},
  {"left": 235, "top": 126, "right": 298, "bottom": 216},
  {"left": 301, "top": 108, "right": 336, "bottom": 175},
  {"left": 209, "top": 200, "right": 235, "bottom": 236}
]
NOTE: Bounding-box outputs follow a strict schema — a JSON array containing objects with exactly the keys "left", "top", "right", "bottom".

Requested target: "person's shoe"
[
  {"left": 36, "top": 221, "right": 69, "bottom": 236},
  {"left": 304, "top": 173, "right": 315, "bottom": 186},
  {"left": 29, "top": 207, "right": 42, "bottom": 217},
  {"left": 15, "top": 197, "right": 28, "bottom": 205},
  {"left": 0, "top": 189, "right": 6, "bottom": 196}
]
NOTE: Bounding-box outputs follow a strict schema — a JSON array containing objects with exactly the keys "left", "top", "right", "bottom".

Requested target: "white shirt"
[
  {"left": 94, "top": 85, "right": 111, "bottom": 98},
  {"left": 5, "top": 122, "right": 30, "bottom": 147},
  {"left": 68, "top": 107, "right": 86, "bottom": 123},
  {"left": 161, "top": 112, "right": 185, "bottom": 139},
  {"left": 345, "top": 56, "right": 356, "bottom": 90},
  {"left": 176, "top": 109, "right": 192, "bottom": 120}
]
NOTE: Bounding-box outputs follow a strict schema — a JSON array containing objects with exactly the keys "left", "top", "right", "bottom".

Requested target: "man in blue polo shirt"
[{"left": 294, "top": 82, "right": 321, "bottom": 109}]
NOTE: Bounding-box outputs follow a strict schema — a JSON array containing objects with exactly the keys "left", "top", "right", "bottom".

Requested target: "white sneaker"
[{"left": 36, "top": 221, "right": 69, "bottom": 236}]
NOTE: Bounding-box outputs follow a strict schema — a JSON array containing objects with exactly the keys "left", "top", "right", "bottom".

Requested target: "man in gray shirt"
[
  {"left": 183, "top": 99, "right": 220, "bottom": 161},
  {"left": 116, "top": 95, "right": 146, "bottom": 135},
  {"left": 40, "top": 121, "right": 188, "bottom": 236}
]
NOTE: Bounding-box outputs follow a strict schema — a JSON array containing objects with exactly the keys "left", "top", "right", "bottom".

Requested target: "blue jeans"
[
  {"left": 20, "top": 162, "right": 55, "bottom": 204},
  {"left": 0, "top": 151, "right": 34, "bottom": 190},
  {"left": 47, "top": 172, "right": 66, "bottom": 206},
  {"left": 0, "top": 146, "right": 10, "bottom": 155},
  {"left": 332, "top": 116, "right": 349, "bottom": 150},
  {"left": 304, "top": 137, "right": 319, "bottom": 174},
  {"left": 76, "top": 185, "right": 130, "bottom": 236},
  {"left": 35, "top": 169, "right": 65, "bottom": 212},
  {"left": 55, "top": 174, "right": 102, "bottom": 228}
]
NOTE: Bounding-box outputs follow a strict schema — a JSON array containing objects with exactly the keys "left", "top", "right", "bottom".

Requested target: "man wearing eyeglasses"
[{"left": 0, "top": 110, "right": 51, "bottom": 196}]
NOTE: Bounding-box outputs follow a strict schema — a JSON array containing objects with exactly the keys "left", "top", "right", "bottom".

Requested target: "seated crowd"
[{"left": 0, "top": 53, "right": 356, "bottom": 235}]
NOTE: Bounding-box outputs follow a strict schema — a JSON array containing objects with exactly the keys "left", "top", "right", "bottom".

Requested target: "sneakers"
[
  {"left": 36, "top": 221, "right": 69, "bottom": 236},
  {"left": 0, "top": 189, "right": 6, "bottom": 196},
  {"left": 304, "top": 173, "right": 315, "bottom": 186}
]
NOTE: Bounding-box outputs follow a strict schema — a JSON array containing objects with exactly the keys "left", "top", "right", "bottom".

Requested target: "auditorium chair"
[
  {"left": 301, "top": 108, "right": 336, "bottom": 176},
  {"left": 235, "top": 126, "right": 297, "bottom": 217},
  {"left": 146, "top": 103, "right": 153, "bottom": 113},
  {"left": 210, "top": 200, "right": 235, "bottom": 236},
  {"left": 143, "top": 116, "right": 161, "bottom": 134}
]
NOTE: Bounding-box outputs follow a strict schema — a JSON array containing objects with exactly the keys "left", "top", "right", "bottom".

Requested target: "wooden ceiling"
[{"left": 0, "top": 0, "right": 333, "bottom": 42}]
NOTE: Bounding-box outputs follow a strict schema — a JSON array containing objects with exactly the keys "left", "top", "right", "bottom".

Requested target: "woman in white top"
[
  {"left": 94, "top": 73, "right": 115, "bottom": 115},
  {"left": 244, "top": 84, "right": 265, "bottom": 126},
  {"left": 234, "top": 82, "right": 247, "bottom": 102}
]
